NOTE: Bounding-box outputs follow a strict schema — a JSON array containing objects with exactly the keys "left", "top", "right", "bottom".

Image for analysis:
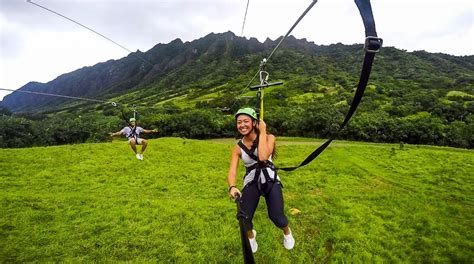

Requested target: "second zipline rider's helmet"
[
  {"left": 129, "top": 118, "right": 136, "bottom": 122},
  {"left": 235, "top": 107, "right": 258, "bottom": 120}
]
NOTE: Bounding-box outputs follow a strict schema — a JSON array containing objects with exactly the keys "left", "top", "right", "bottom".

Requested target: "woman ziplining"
[
  {"left": 227, "top": 108, "right": 295, "bottom": 253},
  {"left": 227, "top": 0, "right": 382, "bottom": 260},
  {"left": 225, "top": 2, "right": 319, "bottom": 260}
]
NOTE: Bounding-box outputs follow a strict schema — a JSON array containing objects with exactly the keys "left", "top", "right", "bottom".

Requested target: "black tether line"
[
  {"left": 278, "top": 0, "right": 382, "bottom": 172},
  {"left": 235, "top": 195, "right": 255, "bottom": 264},
  {"left": 118, "top": 105, "right": 130, "bottom": 125}
]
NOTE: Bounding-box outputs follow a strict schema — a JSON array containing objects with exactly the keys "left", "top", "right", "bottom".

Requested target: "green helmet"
[
  {"left": 235, "top": 107, "right": 257, "bottom": 120},
  {"left": 129, "top": 117, "right": 136, "bottom": 122}
]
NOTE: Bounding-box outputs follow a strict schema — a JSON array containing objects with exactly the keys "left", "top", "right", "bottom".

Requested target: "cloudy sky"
[{"left": 0, "top": 0, "right": 472, "bottom": 100}]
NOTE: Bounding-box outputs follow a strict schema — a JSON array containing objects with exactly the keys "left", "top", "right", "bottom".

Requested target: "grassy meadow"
[{"left": 0, "top": 137, "right": 473, "bottom": 263}]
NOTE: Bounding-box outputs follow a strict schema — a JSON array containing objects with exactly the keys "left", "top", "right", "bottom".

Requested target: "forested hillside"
[{"left": 0, "top": 31, "right": 472, "bottom": 148}]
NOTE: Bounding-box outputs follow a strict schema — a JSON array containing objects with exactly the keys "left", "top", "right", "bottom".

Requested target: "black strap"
[
  {"left": 238, "top": 138, "right": 278, "bottom": 192},
  {"left": 130, "top": 126, "right": 138, "bottom": 141},
  {"left": 235, "top": 195, "right": 255, "bottom": 264},
  {"left": 238, "top": 139, "right": 262, "bottom": 185},
  {"left": 238, "top": 140, "right": 259, "bottom": 161},
  {"left": 119, "top": 106, "right": 129, "bottom": 125},
  {"left": 278, "top": 0, "right": 382, "bottom": 172},
  {"left": 118, "top": 104, "right": 140, "bottom": 127}
]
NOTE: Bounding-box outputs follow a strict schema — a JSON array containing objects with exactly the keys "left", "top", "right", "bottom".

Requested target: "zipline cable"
[
  {"left": 0, "top": 87, "right": 116, "bottom": 106},
  {"left": 265, "top": 0, "right": 317, "bottom": 64},
  {"left": 1, "top": 87, "right": 153, "bottom": 126},
  {"left": 230, "top": 0, "right": 318, "bottom": 110},
  {"left": 1, "top": 87, "right": 183, "bottom": 113},
  {"left": 240, "top": 0, "right": 250, "bottom": 36},
  {"left": 245, "top": 0, "right": 318, "bottom": 89},
  {"left": 26, "top": 0, "right": 154, "bottom": 67}
]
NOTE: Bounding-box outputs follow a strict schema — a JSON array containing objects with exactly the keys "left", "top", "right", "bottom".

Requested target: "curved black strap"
[
  {"left": 117, "top": 104, "right": 131, "bottom": 125},
  {"left": 235, "top": 196, "right": 255, "bottom": 264},
  {"left": 278, "top": 0, "right": 382, "bottom": 172},
  {"left": 238, "top": 139, "right": 259, "bottom": 161}
]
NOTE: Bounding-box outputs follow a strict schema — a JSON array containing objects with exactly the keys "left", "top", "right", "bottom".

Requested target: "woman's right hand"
[
  {"left": 229, "top": 186, "right": 241, "bottom": 199},
  {"left": 256, "top": 119, "right": 267, "bottom": 134}
]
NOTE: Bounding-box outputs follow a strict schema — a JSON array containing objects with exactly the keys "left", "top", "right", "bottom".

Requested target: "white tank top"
[{"left": 240, "top": 139, "right": 279, "bottom": 187}]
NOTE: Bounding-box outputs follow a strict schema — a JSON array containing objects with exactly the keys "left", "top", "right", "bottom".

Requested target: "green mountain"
[
  {"left": 0, "top": 31, "right": 473, "bottom": 148},
  {"left": 0, "top": 31, "right": 259, "bottom": 112},
  {"left": 2, "top": 31, "right": 472, "bottom": 113}
]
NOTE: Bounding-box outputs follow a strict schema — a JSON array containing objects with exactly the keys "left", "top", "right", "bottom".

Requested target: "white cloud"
[
  {"left": 0, "top": 0, "right": 473, "bottom": 101},
  {"left": 0, "top": 29, "right": 124, "bottom": 96}
]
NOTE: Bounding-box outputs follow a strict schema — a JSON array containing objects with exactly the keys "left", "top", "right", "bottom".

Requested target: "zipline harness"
[
  {"left": 238, "top": 136, "right": 279, "bottom": 192},
  {"left": 121, "top": 105, "right": 139, "bottom": 141}
]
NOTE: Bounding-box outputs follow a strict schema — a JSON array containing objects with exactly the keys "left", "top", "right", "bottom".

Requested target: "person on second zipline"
[
  {"left": 109, "top": 118, "right": 158, "bottom": 160},
  {"left": 227, "top": 107, "right": 295, "bottom": 253}
]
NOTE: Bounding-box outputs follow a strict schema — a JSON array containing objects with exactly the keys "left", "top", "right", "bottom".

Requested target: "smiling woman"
[{"left": 227, "top": 107, "right": 295, "bottom": 254}]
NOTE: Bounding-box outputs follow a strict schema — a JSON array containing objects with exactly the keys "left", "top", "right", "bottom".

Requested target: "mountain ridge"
[
  {"left": 0, "top": 31, "right": 472, "bottom": 149},
  {"left": 1, "top": 31, "right": 473, "bottom": 114}
]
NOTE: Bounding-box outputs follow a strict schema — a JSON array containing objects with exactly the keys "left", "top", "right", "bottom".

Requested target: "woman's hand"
[
  {"left": 257, "top": 119, "right": 267, "bottom": 133},
  {"left": 229, "top": 186, "right": 241, "bottom": 199}
]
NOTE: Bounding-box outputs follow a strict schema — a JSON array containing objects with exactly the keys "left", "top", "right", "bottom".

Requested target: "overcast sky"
[{"left": 0, "top": 0, "right": 473, "bottom": 100}]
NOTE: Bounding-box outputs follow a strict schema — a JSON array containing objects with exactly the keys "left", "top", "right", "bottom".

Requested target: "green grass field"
[{"left": 1, "top": 138, "right": 473, "bottom": 263}]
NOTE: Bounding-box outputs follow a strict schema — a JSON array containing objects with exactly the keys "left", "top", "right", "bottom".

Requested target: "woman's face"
[{"left": 236, "top": 115, "right": 255, "bottom": 136}]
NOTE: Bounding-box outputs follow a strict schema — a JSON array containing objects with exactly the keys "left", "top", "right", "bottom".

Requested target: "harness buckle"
[{"left": 364, "top": 36, "right": 383, "bottom": 53}]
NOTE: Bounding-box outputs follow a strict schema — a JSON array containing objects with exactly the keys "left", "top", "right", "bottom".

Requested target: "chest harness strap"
[
  {"left": 238, "top": 137, "right": 279, "bottom": 193},
  {"left": 129, "top": 126, "right": 138, "bottom": 141}
]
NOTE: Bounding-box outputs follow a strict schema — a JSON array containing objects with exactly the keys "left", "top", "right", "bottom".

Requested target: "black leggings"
[{"left": 240, "top": 181, "right": 288, "bottom": 231}]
